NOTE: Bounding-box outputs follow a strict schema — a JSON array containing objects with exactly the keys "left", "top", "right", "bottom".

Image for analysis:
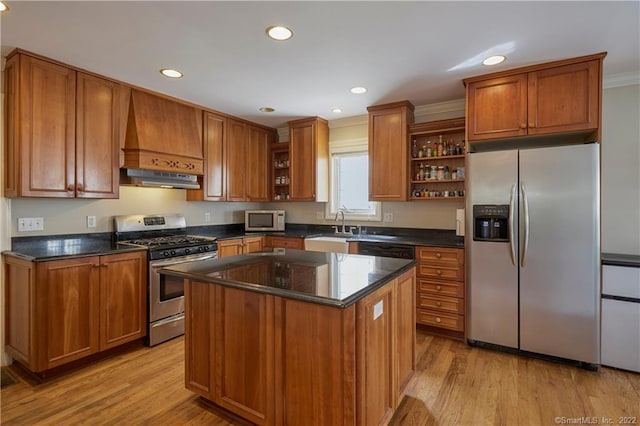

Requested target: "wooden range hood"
[{"left": 123, "top": 89, "right": 204, "bottom": 175}]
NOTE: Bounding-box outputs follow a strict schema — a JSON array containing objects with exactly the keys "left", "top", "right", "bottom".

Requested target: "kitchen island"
[{"left": 160, "top": 248, "right": 416, "bottom": 426}]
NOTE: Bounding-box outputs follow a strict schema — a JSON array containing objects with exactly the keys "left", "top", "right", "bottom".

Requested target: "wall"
[{"left": 601, "top": 83, "right": 640, "bottom": 255}]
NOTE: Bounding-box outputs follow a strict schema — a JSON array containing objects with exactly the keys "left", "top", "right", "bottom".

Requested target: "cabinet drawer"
[
  {"left": 417, "top": 294, "right": 463, "bottom": 315},
  {"left": 415, "top": 246, "right": 464, "bottom": 266},
  {"left": 416, "top": 309, "right": 463, "bottom": 331},
  {"left": 417, "top": 265, "right": 463, "bottom": 281},
  {"left": 417, "top": 278, "right": 464, "bottom": 298},
  {"left": 267, "top": 237, "right": 304, "bottom": 250}
]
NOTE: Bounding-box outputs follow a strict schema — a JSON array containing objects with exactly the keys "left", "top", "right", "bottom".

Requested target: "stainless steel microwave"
[{"left": 245, "top": 210, "right": 285, "bottom": 232}]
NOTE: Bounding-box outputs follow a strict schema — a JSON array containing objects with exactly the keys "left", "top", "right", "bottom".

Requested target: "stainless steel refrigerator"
[{"left": 466, "top": 143, "right": 600, "bottom": 366}]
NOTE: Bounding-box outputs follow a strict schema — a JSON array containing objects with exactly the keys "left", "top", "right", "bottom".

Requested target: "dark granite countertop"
[
  {"left": 4, "top": 233, "right": 147, "bottom": 262},
  {"left": 189, "top": 223, "right": 464, "bottom": 248},
  {"left": 602, "top": 253, "right": 640, "bottom": 268},
  {"left": 160, "top": 248, "right": 416, "bottom": 308}
]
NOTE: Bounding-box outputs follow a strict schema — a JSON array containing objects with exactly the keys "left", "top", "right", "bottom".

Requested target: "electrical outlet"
[
  {"left": 204, "top": 212, "right": 211, "bottom": 222},
  {"left": 316, "top": 211, "right": 324, "bottom": 220},
  {"left": 87, "top": 216, "right": 97, "bottom": 228},
  {"left": 18, "top": 217, "right": 44, "bottom": 232},
  {"left": 383, "top": 212, "right": 394, "bottom": 223}
]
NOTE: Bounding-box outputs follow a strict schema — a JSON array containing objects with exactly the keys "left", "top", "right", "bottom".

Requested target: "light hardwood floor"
[{"left": 1, "top": 330, "right": 638, "bottom": 425}]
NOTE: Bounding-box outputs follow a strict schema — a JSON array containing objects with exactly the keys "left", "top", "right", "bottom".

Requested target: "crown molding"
[
  {"left": 328, "top": 114, "right": 368, "bottom": 129},
  {"left": 604, "top": 72, "right": 640, "bottom": 89}
]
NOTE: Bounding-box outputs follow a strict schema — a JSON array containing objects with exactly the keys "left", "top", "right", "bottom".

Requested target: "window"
[{"left": 327, "top": 139, "right": 380, "bottom": 221}]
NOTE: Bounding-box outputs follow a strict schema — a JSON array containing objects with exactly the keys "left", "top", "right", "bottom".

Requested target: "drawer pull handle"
[
  {"left": 435, "top": 317, "right": 442, "bottom": 323},
  {"left": 436, "top": 253, "right": 441, "bottom": 258},
  {"left": 436, "top": 301, "right": 442, "bottom": 307},
  {"left": 92, "top": 264, "right": 99, "bottom": 268},
  {"left": 436, "top": 285, "right": 442, "bottom": 291},
  {"left": 436, "top": 269, "right": 442, "bottom": 275}
]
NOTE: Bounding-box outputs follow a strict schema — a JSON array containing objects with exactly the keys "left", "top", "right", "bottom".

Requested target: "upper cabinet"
[
  {"left": 287, "top": 117, "right": 329, "bottom": 202},
  {"left": 367, "top": 101, "right": 415, "bottom": 201},
  {"left": 187, "top": 113, "right": 273, "bottom": 202},
  {"left": 464, "top": 53, "right": 606, "bottom": 144},
  {"left": 4, "top": 52, "right": 120, "bottom": 198},
  {"left": 124, "top": 89, "right": 204, "bottom": 174}
]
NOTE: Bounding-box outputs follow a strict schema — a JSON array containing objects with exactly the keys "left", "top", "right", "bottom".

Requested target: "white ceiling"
[{"left": 2, "top": 1, "right": 639, "bottom": 128}]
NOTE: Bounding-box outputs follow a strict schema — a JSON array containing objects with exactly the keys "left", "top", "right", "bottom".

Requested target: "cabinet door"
[
  {"left": 16, "top": 55, "right": 77, "bottom": 197},
  {"left": 527, "top": 60, "right": 600, "bottom": 136},
  {"left": 218, "top": 239, "right": 244, "bottom": 258},
  {"left": 187, "top": 112, "right": 227, "bottom": 201},
  {"left": 466, "top": 74, "right": 528, "bottom": 141},
  {"left": 184, "top": 280, "right": 216, "bottom": 399},
  {"left": 289, "top": 122, "right": 316, "bottom": 201},
  {"left": 214, "top": 286, "right": 275, "bottom": 425},
  {"left": 36, "top": 257, "right": 100, "bottom": 370},
  {"left": 368, "top": 104, "right": 411, "bottom": 201},
  {"left": 356, "top": 283, "right": 395, "bottom": 425},
  {"left": 246, "top": 126, "right": 270, "bottom": 201},
  {"left": 76, "top": 72, "right": 120, "bottom": 199},
  {"left": 99, "top": 251, "right": 147, "bottom": 351},
  {"left": 226, "top": 119, "right": 247, "bottom": 201},
  {"left": 395, "top": 269, "right": 415, "bottom": 400},
  {"left": 243, "top": 236, "right": 264, "bottom": 254}
]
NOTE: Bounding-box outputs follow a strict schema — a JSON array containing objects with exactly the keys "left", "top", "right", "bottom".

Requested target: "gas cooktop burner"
[{"left": 128, "top": 235, "right": 215, "bottom": 248}]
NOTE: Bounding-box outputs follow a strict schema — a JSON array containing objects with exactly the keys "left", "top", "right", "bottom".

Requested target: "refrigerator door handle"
[
  {"left": 509, "top": 183, "right": 517, "bottom": 266},
  {"left": 521, "top": 182, "right": 530, "bottom": 267}
]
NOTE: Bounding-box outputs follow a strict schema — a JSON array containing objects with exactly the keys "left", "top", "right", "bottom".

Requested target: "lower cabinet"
[
  {"left": 184, "top": 267, "right": 416, "bottom": 426},
  {"left": 414, "top": 246, "right": 465, "bottom": 338},
  {"left": 3, "top": 251, "right": 147, "bottom": 372},
  {"left": 217, "top": 236, "right": 264, "bottom": 258}
]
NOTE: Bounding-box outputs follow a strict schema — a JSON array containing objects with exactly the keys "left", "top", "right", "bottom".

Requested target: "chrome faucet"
[{"left": 334, "top": 206, "right": 353, "bottom": 235}]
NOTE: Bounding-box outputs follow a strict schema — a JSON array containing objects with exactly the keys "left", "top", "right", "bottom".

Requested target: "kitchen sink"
[{"left": 304, "top": 236, "right": 349, "bottom": 253}]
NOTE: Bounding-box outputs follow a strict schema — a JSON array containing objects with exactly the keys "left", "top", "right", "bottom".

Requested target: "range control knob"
[
  {"left": 204, "top": 246, "right": 210, "bottom": 251},
  {"left": 185, "top": 248, "right": 191, "bottom": 254},
  {"left": 163, "top": 251, "right": 170, "bottom": 257},
  {"left": 198, "top": 246, "right": 205, "bottom": 252},
  {"left": 170, "top": 250, "right": 176, "bottom": 256}
]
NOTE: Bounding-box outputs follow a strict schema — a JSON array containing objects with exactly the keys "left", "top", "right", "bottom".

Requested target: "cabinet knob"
[
  {"left": 436, "top": 253, "right": 441, "bottom": 258},
  {"left": 67, "top": 184, "right": 75, "bottom": 192},
  {"left": 76, "top": 184, "right": 84, "bottom": 192},
  {"left": 435, "top": 317, "right": 442, "bottom": 323},
  {"left": 520, "top": 123, "right": 527, "bottom": 129},
  {"left": 529, "top": 122, "right": 535, "bottom": 128},
  {"left": 436, "top": 285, "right": 442, "bottom": 291},
  {"left": 436, "top": 301, "right": 442, "bottom": 307},
  {"left": 436, "top": 269, "right": 442, "bottom": 275},
  {"left": 92, "top": 264, "right": 99, "bottom": 268}
]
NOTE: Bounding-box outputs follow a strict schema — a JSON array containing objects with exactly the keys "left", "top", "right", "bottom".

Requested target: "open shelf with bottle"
[
  {"left": 271, "top": 143, "right": 291, "bottom": 201},
  {"left": 408, "top": 117, "right": 466, "bottom": 201}
]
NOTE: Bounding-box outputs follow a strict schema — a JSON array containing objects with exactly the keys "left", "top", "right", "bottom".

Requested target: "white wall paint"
[{"left": 601, "top": 84, "right": 640, "bottom": 255}]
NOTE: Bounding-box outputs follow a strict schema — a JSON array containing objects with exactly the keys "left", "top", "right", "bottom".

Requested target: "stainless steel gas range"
[{"left": 115, "top": 214, "right": 218, "bottom": 346}]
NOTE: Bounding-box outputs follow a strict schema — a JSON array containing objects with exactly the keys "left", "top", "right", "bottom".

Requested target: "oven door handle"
[{"left": 151, "top": 253, "right": 217, "bottom": 267}]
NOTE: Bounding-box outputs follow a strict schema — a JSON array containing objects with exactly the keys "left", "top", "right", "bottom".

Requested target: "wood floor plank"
[{"left": 2, "top": 331, "right": 638, "bottom": 425}]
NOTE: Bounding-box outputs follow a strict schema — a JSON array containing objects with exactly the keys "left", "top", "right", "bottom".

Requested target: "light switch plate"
[
  {"left": 373, "top": 300, "right": 384, "bottom": 320},
  {"left": 87, "top": 216, "right": 97, "bottom": 228},
  {"left": 383, "top": 212, "right": 393, "bottom": 223},
  {"left": 316, "top": 211, "right": 324, "bottom": 220},
  {"left": 18, "top": 217, "right": 44, "bottom": 232},
  {"left": 204, "top": 212, "right": 211, "bottom": 222}
]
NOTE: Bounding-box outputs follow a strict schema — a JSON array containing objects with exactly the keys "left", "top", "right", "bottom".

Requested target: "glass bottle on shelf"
[
  {"left": 411, "top": 139, "right": 418, "bottom": 158},
  {"left": 426, "top": 141, "right": 432, "bottom": 157},
  {"left": 444, "top": 166, "right": 451, "bottom": 180},
  {"left": 437, "top": 135, "right": 444, "bottom": 157}
]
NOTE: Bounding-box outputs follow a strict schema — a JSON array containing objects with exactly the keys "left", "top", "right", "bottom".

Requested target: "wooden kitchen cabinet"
[
  {"left": 217, "top": 236, "right": 264, "bottom": 258},
  {"left": 183, "top": 267, "right": 415, "bottom": 425},
  {"left": 414, "top": 246, "right": 465, "bottom": 339},
  {"left": 464, "top": 53, "right": 606, "bottom": 143},
  {"left": 367, "top": 101, "right": 415, "bottom": 201},
  {"left": 3, "top": 250, "right": 147, "bottom": 373},
  {"left": 287, "top": 117, "right": 329, "bottom": 202},
  {"left": 4, "top": 52, "right": 121, "bottom": 198},
  {"left": 189, "top": 116, "right": 272, "bottom": 202}
]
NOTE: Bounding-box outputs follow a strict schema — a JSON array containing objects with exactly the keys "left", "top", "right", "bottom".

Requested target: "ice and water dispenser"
[{"left": 472, "top": 205, "right": 509, "bottom": 242}]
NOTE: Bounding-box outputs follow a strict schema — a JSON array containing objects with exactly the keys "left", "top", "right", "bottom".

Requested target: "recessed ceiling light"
[
  {"left": 350, "top": 86, "right": 367, "bottom": 94},
  {"left": 160, "top": 69, "right": 183, "bottom": 78},
  {"left": 482, "top": 55, "right": 506, "bottom": 66},
  {"left": 259, "top": 107, "right": 275, "bottom": 113},
  {"left": 332, "top": 108, "right": 343, "bottom": 113},
  {"left": 266, "top": 26, "right": 293, "bottom": 41},
  {"left": 0, "top": 1, "right": 9, "bottom": 12}
]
